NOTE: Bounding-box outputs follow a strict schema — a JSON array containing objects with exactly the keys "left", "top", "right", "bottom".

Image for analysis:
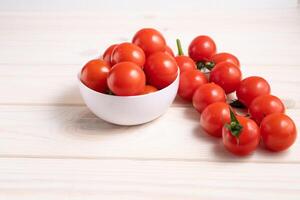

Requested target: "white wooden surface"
[{"left": 0, "top": 1, "right": 300, "bottom": 199}]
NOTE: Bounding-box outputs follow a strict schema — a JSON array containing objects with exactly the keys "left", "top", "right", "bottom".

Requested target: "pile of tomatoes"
[
  {"left": 81, "top": 28, "right": 178, "bottom": 96},
  {"left": 80, "top": 28, "right": 297, "bottom": 156}
]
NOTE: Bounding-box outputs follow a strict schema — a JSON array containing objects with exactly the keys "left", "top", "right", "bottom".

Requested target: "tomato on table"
[
  {"left": 249, "top": 94, "right": 285, "bottom": 125},
  {"left": 144, "top": 52, "right": 178, "bottom": 89},
  {"left": 132, "top": 28, "right": 166, "bottom": 56},
  {"left": 210, "top": 52, "right": 240, "bottom": 67},
  {"left": 209, "top": 61, "right": 242, "bottom": 94},
  {"left": 192, "top": 83, "right": 226, "bottom": 113},
  {"left": 81, "top": 59, "right": 111, "bottom": 93},
  {"left": 178, "top": 70, "right": 207, "bottom": 101},
  {"left": 111, "top": 42, "right": 145, "bottom": 68},
  {"left": 141, "top": 85, "right": 158, "bottom": 95},
  {"left": 222, "top": 110, "right": 260, "bottom": 156},
  {"left": 188, "top": 35, "right": 217, "bottom": 62},
  {"left": 236, "top": 76, "right": 271, "bottom": 107},
  {"left": 102, "top": 44, "right": 118, "bottom": 66},
  {"left": 260, "top": 113, "right": 297, "bottom": 152},
  {"left": 175, "top": 39, "right": 196, "bottom": 73},
  {"left": 200, "top": 102, "right": 231, "bottom": 137},
  {"left": 107, "top": 62, "right": 145, "bottom": 96}
]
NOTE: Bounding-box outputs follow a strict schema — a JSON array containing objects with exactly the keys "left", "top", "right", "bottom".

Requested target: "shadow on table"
[{"left": 53, "top": 85, "right": 133, "bottom": 138}]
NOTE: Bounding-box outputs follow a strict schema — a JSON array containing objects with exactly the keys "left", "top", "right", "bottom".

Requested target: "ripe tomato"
[
  {"left": 222, "top": 112, "right": 260, "bottom": 156},
  {"left": 175, "top": 56, "right": 196, "bottom": 72},
  {"left": 107, "top": 62, "right": 145, "bottom": 96},
  {"left": 81, "top": 59, "right": 110, "bottom": 93},
  {"left": 249, "top": 95, "right": 285, "bottom": 125},
  {"left": 165, "top": 46, "right": 174, "bottom": 57},
  {"left": 178, "top": 70, "right": 208, "bottom": 101},
  {"left": 144, "top": 52, "right": 178, "bottom": 89},
  {"left": 209, "top": 62, "right": 242, "bottom": 94},
  {"left": 111, "top": 42, "right": 145, "bottom": 68},
  {"left": 132, "top": 28, "right": 166, "bottom": 56},
  {"left": 192, "top": 83, "right": 226, "bottom": 113},
  {"left": 103, "top": 44, "right": 118, "bottom": 66},
  {"left": 188, "top": 35, "right": 217, "bottom": 62},
  {"left": 141, "top": 85, "right": 158, "bottom": 95},
  {"left": 236, "top": 76, "right": 271, "bottom": 107},
  {"left": 175, "top": 39, "right": 196, "bottom": 72},
  {"left": 260, "top": 113, "right": 297, "bottom": 151},
  {"left": 210, "top": 52, "right": 240, "bottom": 67},
  {"left": 200, "top": 102, "right": 231, "bottom": 137}
]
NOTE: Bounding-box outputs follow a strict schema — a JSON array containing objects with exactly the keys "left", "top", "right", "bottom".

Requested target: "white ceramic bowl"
[{"left": 78, "top": 72, "right": 179, "bottom": 125}]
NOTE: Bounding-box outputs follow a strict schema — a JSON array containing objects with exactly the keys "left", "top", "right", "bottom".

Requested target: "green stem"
[
  {"left": 204, "top": 61, "right": 215, "bottom": 70},
  {"left": 226, "top": 109, "right": 243, "bottom": 137},
  {"left": 176, "top": 39, "right": 184, "bottom": 56}
]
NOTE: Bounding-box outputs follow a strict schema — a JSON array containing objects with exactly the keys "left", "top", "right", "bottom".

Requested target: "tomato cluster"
[
  {"left": 177, "top": 35, "right": 296, "bottom": 156},
  {"left": 81, "top": 28, "right": 178, "bottom": 96},
  {"left": 81, "top": 28, "right": 297, "bottom": 156}
]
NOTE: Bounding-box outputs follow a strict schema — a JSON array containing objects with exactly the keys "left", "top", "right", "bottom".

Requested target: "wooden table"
[{"left": 0, "top": 1, "right": 300, "bottom": 199}]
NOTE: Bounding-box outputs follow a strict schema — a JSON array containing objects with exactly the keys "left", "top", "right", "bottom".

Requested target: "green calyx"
[
  {"left": 196, "top": 61, "right": 215, "bottom": 71},
  {"left": 225, "top": 109, "right": 243, "bottom": 137}
]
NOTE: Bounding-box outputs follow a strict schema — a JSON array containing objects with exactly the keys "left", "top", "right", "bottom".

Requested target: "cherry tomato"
[
  {"left": 209, "top": 62, "right": 242, "bottom": 94},
  {"left": 103, "top": 44, "right": 118, "bottom": 66},
  {"left": 81, "top": 59, "right": 110, "bottom": 93},
  {"left": 222, "top": 113, "right": 260, "bottom": 156},
  {"left": 249, "top": 95, "right": 285, "bottom": 125},
  {"left": 111, "top": 42, "right": 145, "bottom": 68},
  {"left": 165, "top": 46, "right": 174, "bottom": 57},
  {"left": 144, "top": 52, "right": 178, "bottom": 89},
  {"left": 178, "top": 70, "right": 208, "bottom": 101},
  {"left": 175, "top": 56, "right": 196, "bottom": 72},
  {"left": 236, "top": 76, "right": 271, "bottom": 107},
  {"left": 210, "top": 52, "right": 240, "bottom": 67},
  {"left": 132, "top": 28, "right": 166, "bottom": 56},
  {"left": 200, "top": 102, "right": 231, "bottom": 137},
  {"left": 188, "top": 35, "right": 217, "bottom": 62},
  {"left": 141, "top": 85, "right": 158, "bottom": 95},
  {"left": 260, "top": 113, "right": 297, "bottom": 152},
  {"left": 174, "top": 39, "right": 196, "bottom": 72},
  {"left": 107, "top": 62, "right": 145, "bottom": 96},
  {"left": 192, "top": 83, "right": 226, "bottom": 113}
]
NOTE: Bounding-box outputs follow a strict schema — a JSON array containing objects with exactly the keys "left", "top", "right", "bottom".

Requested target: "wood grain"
[{"left": 0, "top": 158, "right": 299, "bottom": 200}]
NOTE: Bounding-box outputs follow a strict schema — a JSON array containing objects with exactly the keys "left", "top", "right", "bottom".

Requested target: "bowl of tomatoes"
[{"left": 78, "top": 28, "right": 179, "bottom": 125}]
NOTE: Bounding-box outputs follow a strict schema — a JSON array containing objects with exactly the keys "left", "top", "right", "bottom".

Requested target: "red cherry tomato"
[
  {"left": 192, "top": 83, "right": 226, "bottom": 113},
  {"left": 165, "top": 46, "right": 174, "bottom": 57},
  {"left": 144, "top": 52, "right": 178, "bottom": 89},
  {"left": 200, "top": 102, "right": 231, "bottom": 137},
  {"left": 249, "top": 95, "right": 285, "bottom": 125},
  {"left": 236, "top": 76, "right": 271, "bottom": 107},
  {"left": 178, "top": 70, "right": 208, "bottom": 101},
  {"left": 141, "top": 85, "right": 158, "bottom": 95},
  {"left": 111, "top": 42, "right": 145, "bottom": 68},
  {"left": 81, "top": 59, "right": 110, "bottom": 93},
  {"left": 211, "top": 52, "right": 240, "bottom": 67},
  {"left": 223, "top": 114, "right": 260, "bottom": 156},
  {"left": 175, "top": 39, "right": 196, "bottom": 72},
  {"left": 103, "top": 44, "right": 118, "bottom": 66},
  {"left": 107, "top": 62, "right": 145, "bottom": 96},
  {"left": 260, "top": 113, "right": 297, "bottom": 151},
  {"left": 209, "top": 62, "right": 242, "bottom": 94},
  {"left": 188, "top": 35, "right": 217, "bottom": 62},
  {"left": 132, "top": 28, "right": 166, "bottom": 56},
  {"left": 175, "top": 56, "right": 196, "bottom": 73}
]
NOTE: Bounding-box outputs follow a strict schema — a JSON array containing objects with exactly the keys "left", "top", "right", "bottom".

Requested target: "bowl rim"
[{"left": 78, "top": 68, "right": 180, "bottom": 99}]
